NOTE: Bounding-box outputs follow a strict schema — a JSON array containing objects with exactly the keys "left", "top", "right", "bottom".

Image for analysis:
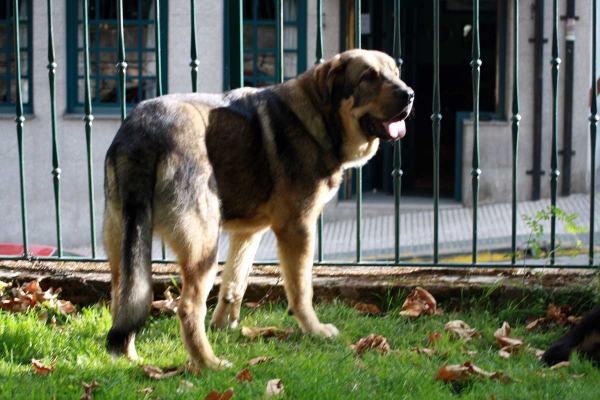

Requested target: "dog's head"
[{"left": 315, "top": 49, "right": 414, "bottom": 143}]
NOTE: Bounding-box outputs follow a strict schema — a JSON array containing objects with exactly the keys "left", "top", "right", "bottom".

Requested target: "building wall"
[
  {"left": 0, "top": 0, "right": 338, "bottom": 250},
  {"left": 461, "top": 0, "right": 594, "bottom": 206}
]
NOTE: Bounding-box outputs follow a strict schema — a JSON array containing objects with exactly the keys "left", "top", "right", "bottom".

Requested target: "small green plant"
[{"left": 506, "top": 206, "right": 588, "bottom": 266}]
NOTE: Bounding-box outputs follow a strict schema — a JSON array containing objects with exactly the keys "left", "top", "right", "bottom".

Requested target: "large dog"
[{"left": 104, "top": 49, "right": 414, "bottom": 369}]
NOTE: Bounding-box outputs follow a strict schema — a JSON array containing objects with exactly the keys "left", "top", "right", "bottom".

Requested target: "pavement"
[{"left": 75, "top": 192, "right": 600, "bottom": 266}]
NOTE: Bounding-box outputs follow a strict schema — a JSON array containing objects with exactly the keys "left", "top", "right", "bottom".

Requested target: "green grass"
[{"left": 1, "top": 297, "right": 599, "bottom": 400}]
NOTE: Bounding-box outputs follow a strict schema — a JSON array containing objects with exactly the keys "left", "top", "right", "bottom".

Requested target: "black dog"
[{"left": 542, "top": 306, "right": 600, "bottom": 366}]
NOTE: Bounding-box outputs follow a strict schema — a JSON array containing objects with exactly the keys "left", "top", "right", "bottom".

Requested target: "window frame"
[
  {"left": 224, "top": 0, "right": 307, "bottom": 90},
  {"left": 66, "top": 0, "right": 169, "bottom": 115},
  {"left": 0, "top": 0, "right": 33, "bottom": 115}
]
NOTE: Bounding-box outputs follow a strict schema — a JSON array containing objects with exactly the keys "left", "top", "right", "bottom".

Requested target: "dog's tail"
[{"left": 105, "top": 121, "right": 157, "bottom": 356}]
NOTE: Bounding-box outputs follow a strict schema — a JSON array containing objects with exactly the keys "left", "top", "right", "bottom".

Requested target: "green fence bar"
[
  {"left": 549, "top": 0, "right": 561, "bottom": 265},
  {"left": 229, "top": 0, "right": 243, "bottom": 89},
  {"left": 82, "top": 0, "right": 97, "bottom": 258},
  {"left": 190, "top": 0, "right": 199, "bottom": 92},
  {"left": 47, "top": 0, "right": 62, "bottom": 257},
  {"left": 470, "top": 0, "right": 482, "bottom": 264},
  {"left": 316, "top": 0, "right": 324, "bottom": 262},
  {"left": 354, "top": 0, "right": 362, "bottom": 262},
  {"left": 154, "top": 0, "right": 168, "bottom": 260},
  {"left": 117, "top": 0, "right": 127, "bottom": 121},
  {"left": 392, "top": 0, "right": 402, "bottom": 264},
  {"left": 277, "top": 0, "right": 283, "bottom": 83},
  {"left": 13, "top": 0, "right": 28, "bottom": 255},
  {"left": 590, "top": 1, "right": 598, "bottom": 266},
  {"left": 510, "top": 0, "right": 521, "bottom": 265},
  {"left": 431, "top": 0, "right": 441, "bottom": 263}
]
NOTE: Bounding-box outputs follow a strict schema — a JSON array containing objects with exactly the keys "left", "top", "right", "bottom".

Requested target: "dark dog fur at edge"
[
  {"left": 542, "top": 306, "right": 600, "bottom": 366},
  {"left": 104, "top": 49, "right": 414, "bottom": 368}
]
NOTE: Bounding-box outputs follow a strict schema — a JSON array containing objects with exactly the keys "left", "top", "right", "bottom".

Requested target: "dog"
[
  {"left": 542, "top": 306, "right": 600, "bottom": 366},
  {"left": 103, "top": 49, "right": 414, "bottom": 369}
]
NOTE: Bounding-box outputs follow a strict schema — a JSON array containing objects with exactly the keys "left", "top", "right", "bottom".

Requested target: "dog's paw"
[
  {"left": 311, "top": 323, "right": 340, "bottom": 338},
  {"left": 194, "top": 357, "right": 233, "bottom": 370}
]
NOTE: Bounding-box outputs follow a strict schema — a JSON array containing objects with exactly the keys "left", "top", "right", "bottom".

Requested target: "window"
[
  {"left": 66, "top": 0, "right": 168, "bottom": 114},
  {"left": 224, "top": 0, "right": 306, "bottom": 89},
  {"left": 0, "top": 0, "right": 33, "bottom": 114}
]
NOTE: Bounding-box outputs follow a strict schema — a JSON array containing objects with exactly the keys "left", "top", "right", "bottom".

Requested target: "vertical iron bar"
[
  {"left": 117, "top": 0, "right": 127, "bottom": 121},
  {"left": 550, "top": 0, "right": 561, "bottom": 265},
  {"left": 470, "top": 0, "right": 482, "bottom": 264},
  {"left": 154, "top": 0, "right": 167, "bottom": 260},
  {"left": 316, "top": 0, "right": 324, "bottom": 262},
  {"left": 230, "top": 0, "right": 243, "bottom": 89},
  {"left": 531, "top": 0, "right": 545, "bottom": 200},
  {"left": 355, "top": 0, "right": 362, "bottom": 262},
  {"left": 83, "top": 0, "right": 97, "bottom": 258},
  {"left": 589, "top": 0, "right": 598, "bottom": 266},
  {"left": 431, "top": 0, "right": 441, "bottom": 264},
  {"left": 190, "top": 0, "right": 199, "bottom": 92},
  {"left": 13, "top": 0, "right": 28, "bottom": 255},
  {"left": 277, "top": 0, "right": 283, "bottom": 83},
  {"left": 510, "top": 0, "right": 521, "bottom": 265},
  {"left": 47, "top": 0, "right": 62, "bottom": 257},
  {"left": 392, "top": 0, "right": 403, "bottom": 264}
]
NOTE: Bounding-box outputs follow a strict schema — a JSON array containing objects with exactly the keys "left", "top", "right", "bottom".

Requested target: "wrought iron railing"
[{"left": 2, "top": 0, "right": 599, "bottom": 269}]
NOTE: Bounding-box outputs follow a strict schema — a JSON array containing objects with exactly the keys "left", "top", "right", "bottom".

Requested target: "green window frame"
[
  {"left": 66, "top": 0, "right": 168, "bottom": 114},
  {"left": 0, "top": 0, "right": 33, "bottom": 114},
  {"left": 225, "top": 0, "right": 307, "bottom": 89}
]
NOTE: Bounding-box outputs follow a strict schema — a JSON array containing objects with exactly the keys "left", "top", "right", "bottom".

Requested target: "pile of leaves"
[{"left": 0, "top": 279, "right": 76, "bottom": 316}]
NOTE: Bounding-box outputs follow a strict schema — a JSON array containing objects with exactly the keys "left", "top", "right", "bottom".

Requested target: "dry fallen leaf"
[
  {"left": 205, "top": 388, "right": 234, "bottom": 400},
  {"left": 183, "top": 362, "right": 202, "bottom": 375},
  {"left": 140, "top": 364, "right": 184, "bottom": 380},
  {"left": 572, "top": 373, "right": 586, "bottom": 379},
  {"left": 248, "top": 356, "right": 273, "bottom": 365},
  {"left": 354, "top": 302, "right": 382, "bottom": 315},
  {"left": 137, "top": 387, "right": 155, "bottom": 395},
  {"left": 176, "top": 380, "right": 194, "bottom": 394},
  {"left": 526, "top": 304, "right": 579, "bottom": 331},
  {"left": 549, "top": 361, "right": 571, "bottom": 370},
  {"left": 151, "top": 286, "right": 180, "bottom": 314},
  {"left": 427, "top": 332, "right": 443, "bottom": 348},
  {"left": 493, "top": 322, "right": 523, "bottom": 357},
  {"left": 351, "top": 334, "right": 391, "bottom": 356},
  {"left": 31, "top": 356, "right": 57, "bottom": 374},
  {"left": 444, "top": 320, "right": 481, "bottom": 342},
  {"left": 23, "top": 280, "right": 42, "bottom": 295},
  {"left": 80, "top": 380, "right": 100, "bottom": 400},
  {"left": 235, "top": 367, "right": 253, "bottom": 383},
  {"left": 411, "top": 347, "right": 435, "bottom": 357},
  {"left": 241, "top": 326, "right": 294, "bottom": 340},
  {"left": 436, "top": 361, "right": 512, "bottom": 384},
  {"left": 265, "top": 379, "right": 284, "bottom": 398},
  {"left": 399, "top": 287, "right": 441, "bottom": 317},
  {"left": 244, "top": 302, "right": 260, "bottom": 309}
]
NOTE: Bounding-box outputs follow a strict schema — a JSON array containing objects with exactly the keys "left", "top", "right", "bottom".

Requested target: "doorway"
[{"left": 344, "top": 0, "right": 503, "bottom": 199}]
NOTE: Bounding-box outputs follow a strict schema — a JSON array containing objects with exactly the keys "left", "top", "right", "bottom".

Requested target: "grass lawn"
[{"left": 1, "top": 290, "right": 599, "bottom": 399}]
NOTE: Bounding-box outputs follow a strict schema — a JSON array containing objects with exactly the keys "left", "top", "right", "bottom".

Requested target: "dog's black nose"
[{"left": 405, "top": 89, "right": 415, "bottom": 103}]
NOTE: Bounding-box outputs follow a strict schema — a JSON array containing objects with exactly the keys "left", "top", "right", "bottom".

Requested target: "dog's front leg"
[
  {"left": 274, "top": 222, "right": 339, "bottom": 337},
  {"left": 210, "top": 230, "right": 264, "bottom": 329}
]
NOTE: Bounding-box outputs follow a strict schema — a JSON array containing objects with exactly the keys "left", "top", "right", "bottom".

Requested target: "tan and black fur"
[{"left": 104, "top": 49, "right": 414, "bottom": 369}]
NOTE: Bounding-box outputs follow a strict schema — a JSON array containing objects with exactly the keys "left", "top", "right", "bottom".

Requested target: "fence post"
[
  {"left": 316, "top": 0, "right": 325, "bottom": 262},
  {"left": 82, "top": 0, "right": 97, "bottom": 258},
  {"left": 13, "top": 0, "right": 28, "bottom": 255},
  {"left": 470, "top": 0, "right": 482, "bottom": 264},
  {"left": 354, "top": 0, "right": 362, "bottom": 262},
  {"left": 47, "top": 0, "right": 62, "bottom": 257},
  {"left": 392, "top": 0, "right": 403, "bottom": 264},
  {"left": 549, "top": 0, "right": 561, "bottom": 265},
  {"left": 510, "top": 0, "right": 521, "bottom": 265},
  {"left": 117, "top": 0, "right": 128, "bottom": 121},
  {"left": 432, "top": 0, "right": 442, "bottom": 264},
  {"left": 590, "top": 1, "right": 598, "bottom": 266},
  {"left": 190, "top": 0, "right": 199, "bottom": 93}
]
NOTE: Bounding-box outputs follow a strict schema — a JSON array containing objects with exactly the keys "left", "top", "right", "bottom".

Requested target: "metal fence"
[{"left": 2, "top": 0, "right": 599, "bottom": 268}]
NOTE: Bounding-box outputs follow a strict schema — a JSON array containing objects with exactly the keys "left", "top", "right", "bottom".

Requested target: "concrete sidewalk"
[
  {"left": 220, "top": 193, "right": 600, "bottom": 264},
  {"left": 75, "top": 193, "right": 599, "bottom": 266}
]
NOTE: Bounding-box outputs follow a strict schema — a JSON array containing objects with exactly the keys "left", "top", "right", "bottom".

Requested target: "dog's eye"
[{"left": 360, "top": 70, "right": 379, "bottom": 83}]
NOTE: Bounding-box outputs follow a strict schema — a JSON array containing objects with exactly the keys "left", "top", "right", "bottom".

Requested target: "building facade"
[{"left": 0, "top": 0, "right": 598, "bottom": 250}]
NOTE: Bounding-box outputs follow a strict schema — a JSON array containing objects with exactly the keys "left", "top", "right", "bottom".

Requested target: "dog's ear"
[{"left": 314, "top": 55, "right": 345, "bottom": 104}]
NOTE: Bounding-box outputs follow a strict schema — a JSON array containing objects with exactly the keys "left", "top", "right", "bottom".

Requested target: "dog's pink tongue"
[{"left": 383, "top": 120, "right": 406, "bottom": 139}]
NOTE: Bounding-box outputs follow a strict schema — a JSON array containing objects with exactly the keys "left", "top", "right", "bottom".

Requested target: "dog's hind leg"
[
  {"left": 210, "top": 230, "right": 264, "bottom": 330},
  {"left": 273, "top": 221, "right": 339, "bottom": 338},
  {"left": 163, "top": 198, "right": 231, "bottom": 370}
]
